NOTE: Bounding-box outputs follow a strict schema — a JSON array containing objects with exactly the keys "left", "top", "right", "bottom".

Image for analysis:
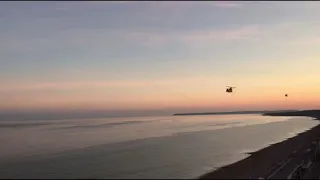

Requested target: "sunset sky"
[{"left": 1, "top": 1, "right": 320, "bottom": 115}]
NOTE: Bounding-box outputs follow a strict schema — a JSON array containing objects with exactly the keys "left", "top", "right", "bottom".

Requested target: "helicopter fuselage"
[{"left": 226, "top": 88, "right": 233, "bottom": 93}]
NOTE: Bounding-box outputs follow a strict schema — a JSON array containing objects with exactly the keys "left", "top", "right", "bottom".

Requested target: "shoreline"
[
  {"left": 173, "top": 110, "right": 296, "bottom": 116},
  {"left": 199, "top": 110, "right": 320, "bottom": 179}
]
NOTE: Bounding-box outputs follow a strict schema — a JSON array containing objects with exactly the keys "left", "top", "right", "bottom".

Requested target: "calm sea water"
[{"left": 0, "top": 114, "right": 319, "bottom": 179}]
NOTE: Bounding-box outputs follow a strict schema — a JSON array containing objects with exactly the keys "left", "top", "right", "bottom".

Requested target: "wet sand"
[{"left": 199, "top": 110, "right": 320, "bottom": 179}]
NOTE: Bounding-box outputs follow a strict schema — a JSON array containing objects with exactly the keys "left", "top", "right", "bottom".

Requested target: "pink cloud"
[
  {"left": 1, "top": 81, "right": 145, "bottom": 91},
  {"left": 0, "top": 76, "right": 227, "bottom": 92},
  {"left": 129, "top": 25, "right": 261, "bottom": 46},
  {"left": 181, "top": 25, "right": 261, "bottom": 43},
  {"left": 51, "top": 1, "right": 243, "bottom": 14}
]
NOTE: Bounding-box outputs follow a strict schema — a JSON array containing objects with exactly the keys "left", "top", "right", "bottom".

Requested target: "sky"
[{"left": 1, "top": 1, "right": 320, "bottom": 116}]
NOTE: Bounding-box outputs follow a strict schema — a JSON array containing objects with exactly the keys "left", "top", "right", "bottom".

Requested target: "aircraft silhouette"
[{"left": 226, "top": 86, "right": 236, "bottom": 93}]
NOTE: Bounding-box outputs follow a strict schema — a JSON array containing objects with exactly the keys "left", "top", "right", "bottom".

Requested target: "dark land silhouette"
[
  {"left": 173, "top": 110, "right": 297, "bottom": 116},
  {"left": 199, "top": 110, "right": 320, "bottom": 179},
  {"left": 263, "top": 109, "right": 320, "bottom": 119}
]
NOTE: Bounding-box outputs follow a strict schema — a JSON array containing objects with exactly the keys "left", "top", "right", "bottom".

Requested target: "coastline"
[
  {"left": 173, "top": 110, "right": 296, "bottom": 116},
  {"left": 199, "top": 110, "right": 320, "bottom": 179}
]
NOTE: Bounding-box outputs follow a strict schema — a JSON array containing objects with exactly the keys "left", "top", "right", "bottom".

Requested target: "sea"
[{"left": 0, "top": 114, "right": 319, "bottom": 179}]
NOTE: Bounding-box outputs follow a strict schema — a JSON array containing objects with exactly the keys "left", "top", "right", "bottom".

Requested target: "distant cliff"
[
  {"left": 263, "top": 110, "right": 320, "bottom": 119},
  {"left": 173, "top": 110, "right": 297, "bottom": 116}
]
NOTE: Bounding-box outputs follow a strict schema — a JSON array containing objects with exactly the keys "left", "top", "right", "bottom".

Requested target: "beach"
[{"left": 199, "top": 110, "right": 320, "bottom": 179}]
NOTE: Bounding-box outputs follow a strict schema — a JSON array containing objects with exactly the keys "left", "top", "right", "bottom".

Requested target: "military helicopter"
[{"left": 226, "top": 86, "right": 236, "bottom": 93}]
